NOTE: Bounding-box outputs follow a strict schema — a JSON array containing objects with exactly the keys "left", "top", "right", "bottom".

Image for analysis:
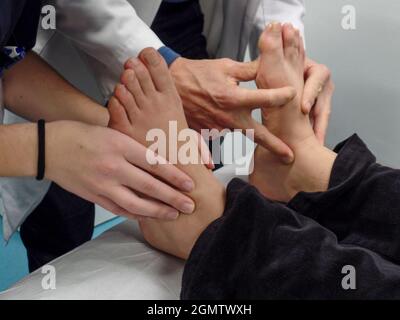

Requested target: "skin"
[
  {"left": 109, "top": 26, "right": 337, "bottom": 260},
  {"left": 250, "top": 23, "right": 337, "bottom": 203},
  {"left": 1, "top": 51, "right": 199, "bottom": 220},
  {"left": 123, "top": 44, "right": 334, "bottom": 163}
]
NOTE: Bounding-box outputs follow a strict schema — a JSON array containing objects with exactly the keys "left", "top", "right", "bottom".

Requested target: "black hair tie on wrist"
[{"left": 36, "top": 119, "right": 46, "bottom": 181}]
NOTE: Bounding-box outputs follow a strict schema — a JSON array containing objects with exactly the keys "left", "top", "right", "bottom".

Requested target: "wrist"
[
  {"left": 45, "top": 120, "right": 82, "bottom": 182},
  {"left": 169, "top": 56, "right": 187, "bottom": 78},
  {"left": 0, "top": 123, "right": 37, "bottom": 177},
  {"left": 158, "top": 46, "right": 181, "bottom": 68}
]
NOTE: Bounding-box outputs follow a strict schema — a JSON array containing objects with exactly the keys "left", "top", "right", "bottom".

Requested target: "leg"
[
  {"left": 250, "top": 23, "right": 337, "bottom": 202},
  {"left": 108, "top": 48, "right": 225, "bottom": 259},
  {"left": 20, "top": 183, "right": 94, "bottom": 272}
]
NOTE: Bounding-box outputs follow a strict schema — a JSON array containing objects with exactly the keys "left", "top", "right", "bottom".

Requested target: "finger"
[
  {"left": 234, "top": 86, "right": 296, "bottom": 109},
  {"left": 93, "top": 194, "right": 143, "bottom": 221},
  {"left": 109, "top": 186, "right": 180, "bottom": 220},
  {"left": 195, "top": 131, "right": 215, "bottom": 170},
  {"left": 251, "top": 120, "right": 294, "bottom": 164},
  {"left": 230, "top": 59, "right": 259, "bottom": 82},
  {"left": 120, "top": 163, "right": 195, "bottom": 214},
  {"left": 122, "top": 141, "right": 195, "bottom": 193},
  {"left": 312, "top": 91, "right": 332, "bottom": 145},
  {"left": 302, "top": 64, "right": 331, "bottom": 114}
]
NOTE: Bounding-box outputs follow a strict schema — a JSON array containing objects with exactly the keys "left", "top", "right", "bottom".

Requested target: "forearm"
[
  {"left": 0, "top": 123, "right": 37, "bottom": 177},
  {"left": 2, "top": 52, "right": 109, "bottom": 126}
]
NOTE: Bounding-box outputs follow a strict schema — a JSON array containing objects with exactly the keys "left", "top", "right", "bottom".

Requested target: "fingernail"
[
  {"left": 166, "top": 210, "right": 179, "bottom": 220},
  {"left": 181, "top": 201, "right": 195, "bottom": 214},
  {"left": 304, "top": 102, "right": 312, "bottom": 112},
  {"left": 143, "top": 50, "right": 160, "bottom": 66},
  {"left": 283, "top": 154, "right": 295, "bottom": 165},
  {"left": 182, "top": 180, "right": 195, "bottom": 192}
]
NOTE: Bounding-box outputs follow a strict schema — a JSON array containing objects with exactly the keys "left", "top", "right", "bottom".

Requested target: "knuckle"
[
  {"left": 215, "top": 110, "right": 233, "bottom": 127},
  {"left": 170, "top": 194, "right": 184, "bottom": 207},
  {"left": 126, "top": 200, "right": 140, "bottom": 213},
  {"left": 320, "top": 64, "right": 331, "bottom": 78},
  {"left": 167, "top": 174, "right": 181, "bottom": 188},
  {"left": 220, "top": 58, "right": 233, "bottom": 66},
  {"left": 98, "top": 159, "right": 118, "bottom": 177},
  {"left": 214, "top": 86, "right": 232, "bottom": 106},
  {"left": 141, "top": 180, "right": 156, "bottom": 194}
]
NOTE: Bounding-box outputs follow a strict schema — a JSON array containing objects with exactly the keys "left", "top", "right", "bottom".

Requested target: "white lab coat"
[{"left": 1, "top": 0, "right": 305, "bottom": 240}]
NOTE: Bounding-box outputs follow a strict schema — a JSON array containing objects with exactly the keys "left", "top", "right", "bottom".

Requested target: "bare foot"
[
  {"left": 108, "top": 48, "right": 225, "bottom": 259},
  {"left": 250, "top": 23, "right": 336, "bottom": 202}
]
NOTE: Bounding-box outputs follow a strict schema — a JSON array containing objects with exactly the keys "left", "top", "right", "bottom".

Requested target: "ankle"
[{"left": 285, "top": 137, "right": 337, "bottom": 199}]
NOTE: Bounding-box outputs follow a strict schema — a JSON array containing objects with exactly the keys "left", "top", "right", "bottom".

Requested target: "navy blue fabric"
[
  {"left": 151, "top": 0, "right": 208, "bottom": 60},
  {"left": 182, "top": 135, "right": 400, "bottom": 299},
  {"left": 0, "top": 0, "right": 41, "bottom": 72}
]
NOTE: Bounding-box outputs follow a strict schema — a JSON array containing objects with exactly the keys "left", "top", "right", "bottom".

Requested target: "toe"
[
  {"left": 121, "top": 69, "right": 146, "bottom": 108},
  {"left": 258, "top": 22, "right": 284, "bottom": 58},
  {"left": 126, "top": 57, "right": 156, "bottom": 96},
  {"left": 139, "top": 48, "right": 175, "bottom": 92},
  {"left": 108, "top": 96, "right": 131, "bottom": 135},
  {"left": 114, "top": 84, "right": 139, "bottom": 121},
  {"left": 282, "top": 23, "right": 299, "bottom": 59}
]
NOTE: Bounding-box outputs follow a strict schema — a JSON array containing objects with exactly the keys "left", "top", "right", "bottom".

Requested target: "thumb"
[{"left": 230, "top": 59, "right": 260, "bottom": 82}]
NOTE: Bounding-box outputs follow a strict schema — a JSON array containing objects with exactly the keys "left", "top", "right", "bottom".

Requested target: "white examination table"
[{"left": 0, "top": 158, "right": 250, "bottom": 300}]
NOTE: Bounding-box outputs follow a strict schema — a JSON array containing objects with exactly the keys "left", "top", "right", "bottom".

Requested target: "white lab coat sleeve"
[
  {"left": 47, "top": 0, "right": 164, "bottom": 83},
  {"left": 249, "top": 0, "right": 306, "bottom": 59}
]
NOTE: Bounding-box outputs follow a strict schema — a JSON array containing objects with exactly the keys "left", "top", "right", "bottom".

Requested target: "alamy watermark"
[
  {"left": 145, "top": 121, "right": 255, "bottom": 175},
  {"left": 41, "top": 5, "right": 57, "bottom": 30},
  {"left": 41, "top": 265, "right": 56, "bottom": 290},
  {"left": 341, "top": 265, "right": 357, "bottom": 290},
  {"left": 341, "top": 5, "right": 357, "bottom": 30}
]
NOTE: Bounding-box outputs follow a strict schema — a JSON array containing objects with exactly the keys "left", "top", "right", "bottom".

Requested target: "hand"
[
  {"left": 168, "top": 57, "right": 296, "bottom": 162},
  {"left": 301, "top": 58, "right": 335, "bottom": 145},
  {"left": 45, "top": 121, "right": 196, "bottom": 220}
]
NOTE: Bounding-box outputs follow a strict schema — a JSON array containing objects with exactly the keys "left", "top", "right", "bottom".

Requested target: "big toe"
[
  {"left": 258, "top": 22, "right": 284, "bottom": 59},
  {"left": 139, "top": 47, "right": 175, "bottom": 92}
]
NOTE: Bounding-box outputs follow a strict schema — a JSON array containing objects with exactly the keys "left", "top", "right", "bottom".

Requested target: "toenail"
[
  {"left": 271, "top": 22, "right": 280, "bottom": 31},
  {"left": 144, "top": 50, "right": 161, "bottom": 67},
  {"left": 131, "top": 58, "right": 141, "bottom": 67},
  {"left": 267, "top": 23, "right": 273, "bottom": 31},
  {"left": 117, "top": 84, "right": 127, "bottom": 94},
  {"left": 127, "top": 71, "right": 135, "bottom": 82}
]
